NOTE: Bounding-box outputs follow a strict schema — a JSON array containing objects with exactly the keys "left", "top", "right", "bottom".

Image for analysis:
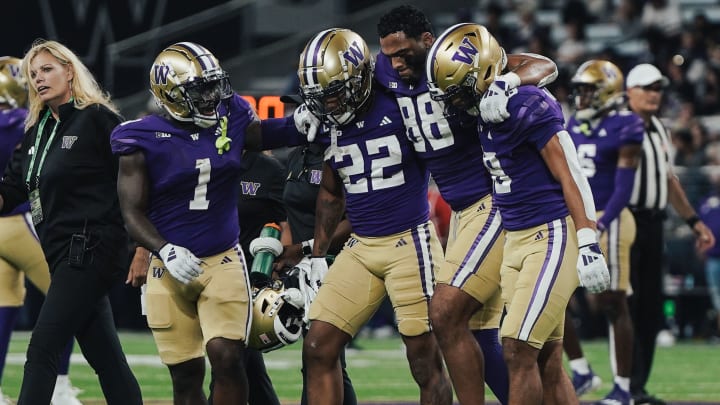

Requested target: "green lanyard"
[{"left": 25, "top": 109, "right": 60, "bottom": 188}]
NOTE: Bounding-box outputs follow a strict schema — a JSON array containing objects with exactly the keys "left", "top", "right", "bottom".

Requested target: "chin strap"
[{"left": 215, "top": 116, "right": 231, "bottom": 154}]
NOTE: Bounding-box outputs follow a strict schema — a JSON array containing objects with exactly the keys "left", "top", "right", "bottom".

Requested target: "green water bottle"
[{"left": 250, "top": 223, "right": 282, "bottom": 286}]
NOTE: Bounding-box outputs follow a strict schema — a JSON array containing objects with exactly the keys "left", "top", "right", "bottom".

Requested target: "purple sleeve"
[
  {"left": 506, "top": 89, "right": 565, "bottom": 151},
  {"left": 259, "top": 116, "right": 307, "bottom": 149},
  {"left": 619, "top": 114, "right": 645, "bottom": 146},
  {"left": 598, "top": 166, "right": 636, "bottom": 230},
  {"left": 110, "top": 125, "right": 143, "bottom": 155}
]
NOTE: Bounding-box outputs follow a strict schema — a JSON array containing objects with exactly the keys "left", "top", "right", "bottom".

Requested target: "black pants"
[
  {"left": 18, "top": 260, "right": 142, "bottom": 404},
  {"left": 628, "top": 210, "right": 666, "bottom": 395}
]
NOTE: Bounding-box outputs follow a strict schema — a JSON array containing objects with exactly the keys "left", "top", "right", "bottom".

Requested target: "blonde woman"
[{"left": 0, "top": 39, "right": 142, "bottom": 404}]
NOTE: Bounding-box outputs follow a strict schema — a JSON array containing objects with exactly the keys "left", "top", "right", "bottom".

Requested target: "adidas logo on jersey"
[
  {"left": 395, "top": 238, "right": 407, "bottom": 247},
  {"left": 379, "top": 116, "right": 392, "bottom": 126},
  {"left": 155, "top": 132, "right": 172, "bottom": 138},
  {"left": 220, "top": 256, "right": 233, "bottom": 264},
  {"left": 346, "top": 237, "right": 359, "bottom": 248},
  {"left": 534, "top": 231, "right": 544, "bottom": 241}
]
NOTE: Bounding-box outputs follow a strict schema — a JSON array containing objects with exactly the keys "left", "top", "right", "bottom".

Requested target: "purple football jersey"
[
  {"left": 375, "top": 53, "right": 492, "bottom": 211},
  {"left": 567, "top": 110, "right": 644, "bottom": 209},
  {"left": 324, "top": 88, "right": 430, "bottom": 236},
  {"left": 478, "top": 86, "right": 568, "bottom": 231},
  {"left": 111, "top": 94, "right": 256, "bottom": 256},
  {"left": 0, "top": 108, "right": 26, "bottom": 174}
]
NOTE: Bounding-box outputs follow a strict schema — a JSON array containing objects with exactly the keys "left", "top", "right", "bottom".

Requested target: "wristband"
[
  {"left": 577, "top": 228, "right": 597, "bottom": 247},
  {"left": 686, "top": 215, "right": 700, "bottom": 229}
]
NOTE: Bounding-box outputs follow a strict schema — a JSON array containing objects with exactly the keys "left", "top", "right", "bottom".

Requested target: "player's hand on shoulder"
[
  {"left": 480, "top": 72, "right": 521, "bottom": 123},
  {"left": 158, "top": 243, "right": 204, "bottom": 284},
  {"left": 576, "top": 228, "right": 610, "bottom": 293}
]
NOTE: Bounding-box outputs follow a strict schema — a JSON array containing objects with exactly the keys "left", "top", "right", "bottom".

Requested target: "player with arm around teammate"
[
  {"left": 295, "top": 28, "right": 452, "bottom": 405},
  {"left": 427, "top": 23, "right": 610, "bottom": 405},
  {"left": 375, "top": 6, "right": 558, "bottom": 404}
]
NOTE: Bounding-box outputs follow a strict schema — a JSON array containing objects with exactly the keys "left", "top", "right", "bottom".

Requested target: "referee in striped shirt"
[{"left": 625, "top": 63, "right": 715, "bottom": 405}]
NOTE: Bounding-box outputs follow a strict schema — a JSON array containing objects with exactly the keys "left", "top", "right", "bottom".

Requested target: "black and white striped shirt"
[{"left": 629, "top": 115, "right": 669, "bottom": 211}]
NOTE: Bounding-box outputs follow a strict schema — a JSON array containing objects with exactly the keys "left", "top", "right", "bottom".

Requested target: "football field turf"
[{"left": 2, "top": 331, "right": 719, "bottom": 403}]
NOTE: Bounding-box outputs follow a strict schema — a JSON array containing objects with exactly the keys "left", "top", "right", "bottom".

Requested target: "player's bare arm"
[
  {"left": 506, "top": 53, "right": 558, "bottom": 88},
  {"left": 312, "top": 163, "right": 345, "bottom": 257},
  {"left": 117, "top": 151, "right": 169, "bottom": 252}
]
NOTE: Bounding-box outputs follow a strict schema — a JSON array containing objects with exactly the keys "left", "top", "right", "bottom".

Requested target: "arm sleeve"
[
  {"left": 557, "top": 130, "right": 597, "bottom": 221},
  {"left": 597, "top": 167, "right": 636, "bottom": 230},
  {"left": 260, "top": 116, "right": 307, "bottom": 150}
]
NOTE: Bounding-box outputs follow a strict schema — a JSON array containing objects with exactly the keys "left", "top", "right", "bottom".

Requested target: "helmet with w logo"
[
  {"left": 426, "top": 23, "right": 505, "bottom": 116},
  {"left": 149, "top": 42, "right": 232, "bottom": 128},
  {"left": 298, "top": 28, "right": 374, "bottom": 126},
  {"left": 0, "top": 57, "right": 27, "bottom": 108}
]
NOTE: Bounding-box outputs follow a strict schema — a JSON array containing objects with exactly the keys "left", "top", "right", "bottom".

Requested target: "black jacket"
[{"left": 0, "top": 102, "right": 127, "bottom": 271}]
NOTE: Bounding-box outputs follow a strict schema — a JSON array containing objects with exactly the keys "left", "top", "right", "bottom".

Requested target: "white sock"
[
  {"left": 614, "top": 376, "right": 630, "bottom": 392},
  {"left": 569, "top": 357, "right": 591, "bottom": 374}
]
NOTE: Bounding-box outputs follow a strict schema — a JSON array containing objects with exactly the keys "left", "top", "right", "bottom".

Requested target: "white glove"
[
  {"left": 280, "top": 287, "right": 305, "bottom": 310},
  {"left": 295, "top": 257, "right": 328, "bottom": 323},
  {"left": 480, "top": 72, "right": 521, "bottom": 123},
  {"left": 293, "top": 104, "right": 320, "bottom": 142},
  {"left": 158, "top": 243, "right": 203, "bottom": 285},
  {"left": 576, "top": 228, "right": 611, "bottom": 293},
  {"left": 249, "top": 236, "right": 283, "bottom": 257}
]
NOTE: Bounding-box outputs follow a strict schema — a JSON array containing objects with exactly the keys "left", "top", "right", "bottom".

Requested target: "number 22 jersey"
[{"left": 323, "top": 87, "right": 430, "bottom": 237}]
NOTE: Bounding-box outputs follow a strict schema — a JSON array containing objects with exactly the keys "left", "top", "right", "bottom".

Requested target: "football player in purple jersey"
[
  {"left": 111, "top": 42, "right": 307, "bottom": 404},
  {"left": 375, "top": 6, "right": 558, "bottom": 404},
  {"left": 565, "top": 60, "right": 645, "bottom": 405},
  {"left": 295, "top": 28, "right": 452, "bottom": 405},
  {"left": 427, "top": 24, "right": 610, "bottom": 405}
]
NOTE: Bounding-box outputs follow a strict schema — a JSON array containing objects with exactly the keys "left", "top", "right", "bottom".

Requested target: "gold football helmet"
[
  {"left": 149, "top": 42, "right": 232, "bottom": 128},
  {"left": 248, "top": 281, "right": 304, "bottom": 353},
  {"left": 0, "top": 57, "right": 27, "bottom": 108},
  {"left": 571, "top": 60, "right": 624, "bottom": 120},
  {"left": 426, "top": 23, "right": 505, "bottom": 117},
  {"left": 298, "top": 28, "right": 374, "bottom": 126}
]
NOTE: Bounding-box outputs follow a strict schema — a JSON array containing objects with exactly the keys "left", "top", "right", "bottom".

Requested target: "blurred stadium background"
[{"left": 3, "top": 0, "right": 720, "bottom": 400}]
